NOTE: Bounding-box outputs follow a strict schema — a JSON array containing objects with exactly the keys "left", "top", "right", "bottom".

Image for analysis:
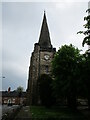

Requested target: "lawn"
[{"left": 30, "top": 106, "right": 87, "bottom": 120}]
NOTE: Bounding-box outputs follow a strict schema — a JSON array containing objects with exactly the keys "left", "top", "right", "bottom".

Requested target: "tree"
[
  {"left": 85, "top": 54, "right": 90, "bottom": 109},
  {"left": 76, "top": 55, "right": 87, "bottom": 98},
  {"left": 52, "top": 44, "right": 81, "bottom": 109},
  {"left": 77, "top": 9, "right": 90, "bottom": 48},
  {"left": 77, "top": 8, "right": 90, "bottom": 109},
  {"left": 38, "top": 74, "right": 54, "bottom": 108},
  {"left": 16, "top": 86, "right": 24, "bottom": 105},
  {"left": 80, "top": 54, "right": 90, "bottom": 109}
]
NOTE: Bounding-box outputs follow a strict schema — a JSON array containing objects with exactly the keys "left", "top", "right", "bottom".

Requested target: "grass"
[{"left": 30, "top": 106, "right": 87, "bottom": 120}]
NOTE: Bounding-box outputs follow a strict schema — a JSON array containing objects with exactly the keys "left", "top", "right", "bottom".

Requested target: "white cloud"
[
  {"left": 2, "top": 2, "right": 89, "bottom": 91},
  {"left": 0, "top": 2, "right": 2, "bottom": 91},
  {"left": 1, "top": 0, "right": 90, "bottom": 2},
  {"left": 55, "top": 2, "right": 73, "bottom": 10}
]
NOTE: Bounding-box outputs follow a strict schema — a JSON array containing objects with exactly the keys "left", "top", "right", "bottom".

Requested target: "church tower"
[{"left": 27, "top": 12, "right": 56, "bottom": 105}]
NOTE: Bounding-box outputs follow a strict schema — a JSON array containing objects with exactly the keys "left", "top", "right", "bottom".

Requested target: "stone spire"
[{"left": 38, "top": 11, "right": 52, "bottom": 49}]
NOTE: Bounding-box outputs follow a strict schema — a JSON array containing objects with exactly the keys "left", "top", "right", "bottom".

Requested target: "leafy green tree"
[
  {"left": 76, "top": 55, "right": 87, "bottom": 98},
  {"left": 85, "top": 54, "right": 90, "bottom": 109},
  {"left": 52, "top": 44, "right": 81, "bottom": 109},
  {"left": 17, "top": 86, "right": 24, "bottom": 96},
  {"left": 16, "top": 86, "right": 24, "bottom": 104},
  {"left": 80, "top": 53, "right": 90, "bottom": 109},
  {"left": 77, "top": 8, "right": 90, "bottom": 109},
  {"left": 38, "top": 74, "right": 54, "bottom": 108},
  {"left": 77, "top": 9, "right": 90, "bottom": 48}
]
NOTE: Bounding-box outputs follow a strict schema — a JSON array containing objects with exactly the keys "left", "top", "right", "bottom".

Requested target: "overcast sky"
[{"left": 1, "top": 0, "right": 90, "bottom": 91}]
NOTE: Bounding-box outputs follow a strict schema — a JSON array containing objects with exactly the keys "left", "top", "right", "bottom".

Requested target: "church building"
[{"left": 27, "top": 12, "right": 56, "bottom": 105}]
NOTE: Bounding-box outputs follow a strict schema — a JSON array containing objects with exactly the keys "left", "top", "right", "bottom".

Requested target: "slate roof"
[
  {"left": 0, "top": 91, "right": 26, "bottom": 98},
  {"left": 38, "top": 11, "right": 52, "bottom": 49}
]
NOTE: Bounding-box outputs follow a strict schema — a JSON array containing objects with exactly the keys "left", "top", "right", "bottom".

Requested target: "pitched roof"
[
  {"left": 1, "top": 91, "right": 26, "bottom": 98},
  {"left": 38, "top": 11, "right": 52, "bottom": 49}
]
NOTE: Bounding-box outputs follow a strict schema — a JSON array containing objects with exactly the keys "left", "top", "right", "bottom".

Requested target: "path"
[{"left": 14, "top": 106, "right": 32, "bottom": 120}]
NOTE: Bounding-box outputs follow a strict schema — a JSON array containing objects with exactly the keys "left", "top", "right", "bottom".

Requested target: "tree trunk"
[
  {"left": 67, "top": 93, "right": 77, "bottom": 110},
  {"left": 87, "top": 91, "right": 90, "bottom": 110}
]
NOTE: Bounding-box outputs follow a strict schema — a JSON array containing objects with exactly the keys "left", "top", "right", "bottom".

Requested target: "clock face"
[{"left": 44, "top": 55, "right": 50, "bottom": 60}]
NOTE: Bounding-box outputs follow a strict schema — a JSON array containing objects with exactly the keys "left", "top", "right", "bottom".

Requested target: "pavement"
[
  {"left": 2, "top": 105, "right": 19, "bottom": 115},
  {"left": 14, "top": 106, "right": 32, "bottom": 120},
  {"left": 1, "top": 105, "right": 19, "bottom": 120},
  {"left": 0, "top": 105, "right": 2, "bottom": 120}
]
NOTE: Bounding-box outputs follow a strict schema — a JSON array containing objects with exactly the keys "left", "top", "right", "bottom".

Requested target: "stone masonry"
[{"left": 27, "top": 12, "right": 56, "bottom": 105}]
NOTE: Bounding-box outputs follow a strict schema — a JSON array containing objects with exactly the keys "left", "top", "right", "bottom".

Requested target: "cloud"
[
  {"left": 2, "top": 0, "right": 90, "bottom": 2},
  {"left": 55, "top": 2, "right": 74, "bottom": 10},
  {"left": 2, "top": 2, "right": 88, "bottom": 91},
  {"left": 2, "top": 68, "right": 26, "bottom": 91}
]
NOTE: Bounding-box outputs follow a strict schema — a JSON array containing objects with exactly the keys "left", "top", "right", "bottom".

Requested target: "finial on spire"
[
  {"left": 38, "top": 10, "right": 52, "bottom": 49},
  {"left": 44, "top": 10, "right": 46, "bottom": 14}
]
